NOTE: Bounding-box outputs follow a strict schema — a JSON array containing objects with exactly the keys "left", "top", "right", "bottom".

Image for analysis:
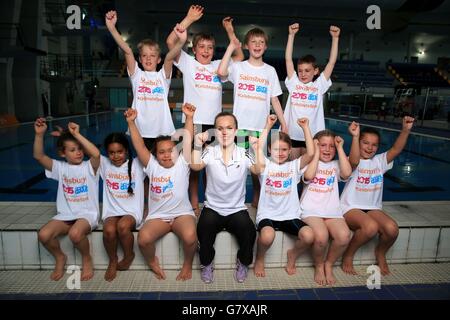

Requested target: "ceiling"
[{"left": 74, "top": 0, "right": 450, "bottom": 59}]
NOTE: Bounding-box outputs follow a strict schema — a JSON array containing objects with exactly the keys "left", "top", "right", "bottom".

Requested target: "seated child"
[
  {"left": 253, "top": 115, "right": 314, "bottom": 277},
  {"left": 300, "top": 130, "right": 353, "bottom": 285},
  {"left": 125, "top": 104, "right": 197, "bottom": 281},
  {"left": 33, "top": 119, "right": 100, "bottom": 281},
  {"left": 341, "top": 117, "right": 415, "bottom": 276},
  {"left": 100, "top": 132, "right": 145, "bottom": 281}
]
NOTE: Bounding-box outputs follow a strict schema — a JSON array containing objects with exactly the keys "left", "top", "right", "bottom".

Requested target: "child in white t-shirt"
[
  {"left": 106, "top": 10, "right": 187, "bottom": 148},
  {"left": 218, "top": 27, "right": 288, "bottom": 208},
  {"left": 100, "top": 132, "right": 145, "bottom": 281},
  {"left": 284, "top": 23, "right": 340, "bottom": 159},
  {"left": 253, "top": 115, "right": 314, "bottom": 278},
  {"left": 33, "top": 119, "right": 100, "bottom": 282},
  {"left": 341, "top": 117, "right": 415, "bottom": 276},
  {"left": 166, "top": 5, "right": 244, "bottom": 215},
  {"left": 300, "top": 129, "right": 352, "bottom": 286},
  {"left": 125, "top": 103, "right": 197, "bottom": 281}
]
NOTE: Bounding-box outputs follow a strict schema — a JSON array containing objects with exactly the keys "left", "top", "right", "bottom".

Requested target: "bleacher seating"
[
  {"left": 388, "top": 63, "right": 450, "bottom": 88},
  {"left": 333, "top": 60, "right": 395, "bottom": 88}
]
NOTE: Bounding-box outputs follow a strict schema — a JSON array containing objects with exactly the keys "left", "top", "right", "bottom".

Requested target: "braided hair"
[{"left": 104, "top": 132, "right": 134, "bottom": 195}]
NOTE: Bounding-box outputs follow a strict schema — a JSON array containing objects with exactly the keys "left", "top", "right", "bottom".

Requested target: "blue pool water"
[{"left": 0, "top": 112, "right": 449, "bottom": 202}]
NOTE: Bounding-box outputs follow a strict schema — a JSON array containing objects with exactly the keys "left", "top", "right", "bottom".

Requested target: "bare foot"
[
  {"left": 81, "top": 255, "right": 94, "bottom": 281},
  {"left": 324, "top": 262, "right": 336, "bottom": 286},
  {"left": 104, "top": 259, "right": 118, "bottom": 282},
  {"left": 375, "top": 248, "right": 391, "bottom": 276},
  {"left": 50, "top": 254, "right": 67, "bottom": 281},
  {"left": 176, "top": 264, "right": 192, "bottom": 281},
  {"left": 254, "top": 258, "right": 266, "bottom": 277},
  {"left": 284, "top": 248, "right": 297, "bottom": 275},
  {"left": 314, "top": 264, "right": 326, "bottom": 286},
  {"left": 117, "top": 252, "right": 135, "bottom": 271},
  {"left": 341, "top": 255, "right": 358, "bottom": 275},
  {"left": 148, "top": 256, "right": 166, "bottom": 280}
]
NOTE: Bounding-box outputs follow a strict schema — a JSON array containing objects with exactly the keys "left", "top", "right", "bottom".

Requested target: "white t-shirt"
[
  {"left": 144, "top": 154, "right": 194, "bottom": 220},
  {"left": 300, "top": 160, "right": 344, "bottom": 219},
  {"left": 45, "top": 160, "right": 99, "bottom": 229},
  {"left": 340, "top": 152, "right": 393, "bottom": 215},
  {"left": 201, "top": 144, "right": 254, "bottom": 216},
  {"left": 228, "top": 61, "right": 282, "bottom": 131},
  {"left": 283, "top": 73, "right": 331, "bottom": 141},
  {"left": 128, "top": 61, "right": 175, "bottom": 138},
  {"left": 99, "top": 156, "right": 145, "bottom": 226},
  {"left": 256, "top": 158, "right": 306, "bottom": 225},
  {"left": 175, "top": 51, "right": 225, "bottom": 125}
]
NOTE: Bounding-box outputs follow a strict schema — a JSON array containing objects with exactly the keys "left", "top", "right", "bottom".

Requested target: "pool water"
[{"left": 0, "top": 112, "right": 449, "bottom": 202}]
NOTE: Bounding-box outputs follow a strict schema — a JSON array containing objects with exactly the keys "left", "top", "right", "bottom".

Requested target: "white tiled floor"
[{"left": 0, "top": 263, "right": 449, "bottom": 294}]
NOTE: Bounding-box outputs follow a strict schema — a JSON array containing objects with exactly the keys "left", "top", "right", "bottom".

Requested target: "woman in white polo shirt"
[{"left": 191, "top": 112, "right": 258, "bottom": 284}]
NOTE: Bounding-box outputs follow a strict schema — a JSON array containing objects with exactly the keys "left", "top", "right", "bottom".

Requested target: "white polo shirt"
[{"left": 201, "top": 144, "right": 255, "bottom": 216}]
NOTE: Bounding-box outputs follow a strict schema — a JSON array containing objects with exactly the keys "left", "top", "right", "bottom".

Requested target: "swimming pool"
[{"left": 0, "top": 111, "right": 449, "bottom": 202}]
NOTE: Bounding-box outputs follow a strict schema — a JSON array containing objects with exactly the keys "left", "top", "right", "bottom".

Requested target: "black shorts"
[
  {"left": 143, "top": 138, "right": 156, "bottom": 151},
  {"left": 257, "top": 218, "right": 308, "bottom": 236},
  {"left": 291, "top": 139, "right": 306, "bottom": 148}
]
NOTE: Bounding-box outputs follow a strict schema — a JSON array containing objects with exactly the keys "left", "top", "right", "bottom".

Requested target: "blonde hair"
[
  {"left": 244, "top": 28, "right": 268, "bottom": 45},
  {"left": 313, "top": 129, "right": 336, "bottom": 140},
  {"left": 137, "top": 39, "right": 160, "bottom": 55}
]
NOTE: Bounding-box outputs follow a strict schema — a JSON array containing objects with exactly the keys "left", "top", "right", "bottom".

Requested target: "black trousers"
[{"left": 197, "top": 207, "right": 257, "bottom": 266}]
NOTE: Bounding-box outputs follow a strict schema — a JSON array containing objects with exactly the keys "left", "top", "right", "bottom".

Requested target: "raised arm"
[
  {"left": 105, "top": 11, "right": 136, "bottom": 75},
  {"left": 166, "top": 4, "right": 203, "bottom": 60},
  {"left": 190, "top": 131, "right": 209, "bottom": 171},
  {"left": 164, "top": 24, "right": 187, "bottom": 78},
  {"left": 304, "top": 139, "right": 320, "bottom": 181},
  {"left": 285, "top": 23, "right": 299, "bottom": 80},
  {"left": 386, "top": 116, "right": 414, "bottom": 163},
  {"left": 335, "top": 136, "right": 352, "bottom": 179},
  {"left": 271, "top": 96, "right": 288, "bottom": 133},
  {"left": 222, "top": 17, "right": 244, "bottom": 62},
  {"left": 217, "top": 38, "right": 240, "bottom": 79},
  {"left": 33, "top": 118, "right": 53, "bottom": 171},
  {"left": 67, "top": 122, "right": 100, "bottom": 172},
  {"left": 124, "top": 108, "right": 151, "bottom": 167},
  {"left": 323, "top": 26, "right": 340, "bottom": 81},
  {"left": 250, "top": 114, "right": 277, "bottom": 175},
  {"left": 181, "top": 103, "right": 196, "bottom": 163},
  {"left": 297, "top": 118, "right": 314, "bottom": 169},
  {"left": 348, "top": 121, "right": 360, "bottom": 169}
]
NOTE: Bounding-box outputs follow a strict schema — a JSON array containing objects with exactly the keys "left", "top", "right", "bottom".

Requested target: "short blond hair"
[
  {"left": 137, "top": 39, "right": 160, "bottom": 56},
  {"left": 244, "top": 28, "right": 268, "bottom": 45}
]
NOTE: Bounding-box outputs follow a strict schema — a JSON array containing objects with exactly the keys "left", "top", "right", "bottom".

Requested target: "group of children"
[{"left": 33, "top": 5, "right": 414, "bottom": 286}]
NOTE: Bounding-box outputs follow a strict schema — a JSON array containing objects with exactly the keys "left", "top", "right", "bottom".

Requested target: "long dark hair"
[{"left": 104, "top": 132, "right": 134, "bottom": 195}]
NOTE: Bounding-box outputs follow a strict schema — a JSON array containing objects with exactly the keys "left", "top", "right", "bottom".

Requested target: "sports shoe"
[
  {"left": 200, "top": 263, "right": 214, "bottom": 283},
  {"left": 234, "top": 259, "right": 248, "bottom": 283}
]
